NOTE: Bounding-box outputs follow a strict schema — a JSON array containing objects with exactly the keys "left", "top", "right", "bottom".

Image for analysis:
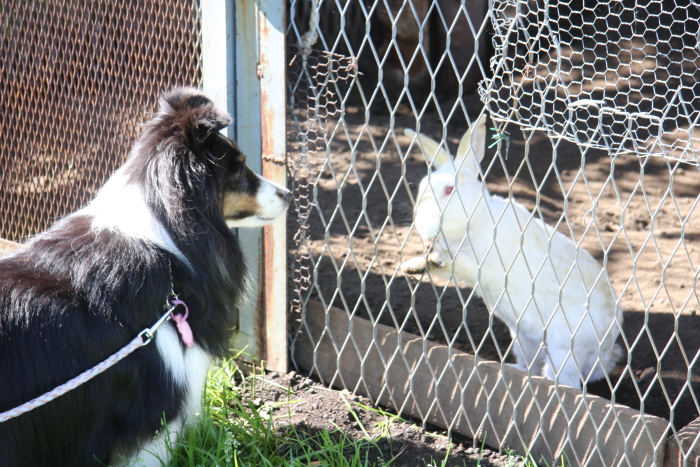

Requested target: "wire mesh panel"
[
  {"left": 486, "top": 0, "right": 700, "bottom": 164},
  {"left": 288, "top": 0, "right": 700, "bottom": 465},
  {"left": 287, "top": 45, "right": 358, "bottom": 326},
  {"left": 0, "top": 0, "right": 202, "bottom": 241}
]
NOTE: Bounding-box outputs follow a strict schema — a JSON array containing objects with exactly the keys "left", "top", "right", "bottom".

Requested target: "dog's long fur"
[{"left": 0, "top": 88, "right": 290, "bottom": 466}]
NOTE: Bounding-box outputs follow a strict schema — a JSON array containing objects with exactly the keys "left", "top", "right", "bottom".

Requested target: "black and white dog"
[{"left": 0, "top": 88, "right": 291, "bottom": 466}]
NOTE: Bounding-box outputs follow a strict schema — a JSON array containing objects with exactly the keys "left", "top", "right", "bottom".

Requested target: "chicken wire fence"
[
  {"left": 487, "top": 0, "right": 700, "bottom": 164},
  {"left": 287, "top": 0, "right": 700, "bottom": 465},
  {"left": 0, "top": 0, "right": 202, "bottom": 241}
]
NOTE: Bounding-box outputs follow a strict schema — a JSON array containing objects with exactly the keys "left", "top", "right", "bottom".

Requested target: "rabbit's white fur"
[{"left": 401, "top": 115, "right": 623, "bottom": 389}]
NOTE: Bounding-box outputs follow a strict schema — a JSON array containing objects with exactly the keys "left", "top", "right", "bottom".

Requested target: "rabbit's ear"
[
  {"left": 405, "top": 128, "right": 451, "bottom": 169},
  {"left": 455, "top": 113, "right": 488, "bottom": 176}
]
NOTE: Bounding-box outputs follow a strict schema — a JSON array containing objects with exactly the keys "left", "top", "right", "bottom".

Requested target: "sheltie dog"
[{"left": 0, "top": 88, "right": 291, "bottom": 466}]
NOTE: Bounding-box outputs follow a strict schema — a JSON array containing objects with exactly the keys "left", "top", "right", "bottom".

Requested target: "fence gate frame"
[{"left": 201, "top": 0, "right": 288, "bottom": 373}]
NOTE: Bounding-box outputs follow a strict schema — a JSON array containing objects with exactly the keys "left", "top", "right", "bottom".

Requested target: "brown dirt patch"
[{"left": 243, "top": 370, "right": 531, "bottom": 466}]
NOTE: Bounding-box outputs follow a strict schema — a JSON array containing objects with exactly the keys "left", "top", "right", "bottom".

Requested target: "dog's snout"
[{"left": 278, "top": 190, "right": 293, "bottom": 203}]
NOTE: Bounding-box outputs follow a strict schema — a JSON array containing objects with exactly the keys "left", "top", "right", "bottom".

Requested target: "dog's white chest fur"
[{"left": 126, "top": 324, "right": 212, "bottom": 467}]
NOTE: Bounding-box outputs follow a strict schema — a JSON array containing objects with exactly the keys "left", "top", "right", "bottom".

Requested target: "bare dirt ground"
[
  {"left": 243, "top": 370, "right": 530, "bottom": 466},
  {"left": 290, "top": 94, "right": 700, "bottom": 431}
]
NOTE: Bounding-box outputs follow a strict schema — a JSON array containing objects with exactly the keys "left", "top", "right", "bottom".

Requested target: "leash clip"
[
  {"left": 138, "top": 305, "right": 174, "bottom": 346},
  {"left": 138, "top": 329, "right": 155, "bottom": 346}
]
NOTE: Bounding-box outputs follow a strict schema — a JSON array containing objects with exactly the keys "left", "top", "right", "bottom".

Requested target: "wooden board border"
[{"left": 294, "top": 300, "right": 671, "bottom": 467}]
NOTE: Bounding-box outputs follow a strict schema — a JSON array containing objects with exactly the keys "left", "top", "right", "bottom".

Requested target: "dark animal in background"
[
  {"left": 289, "top": 0, "right": 488, "bottom": 111},
  {"left": 0, "top": 88, "right": 291, "bottom": 466},
  {"left": 373, "top": 0, "right": 488, "bottom": 106}
]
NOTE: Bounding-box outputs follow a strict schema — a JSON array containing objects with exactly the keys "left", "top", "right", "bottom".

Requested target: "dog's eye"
[{"left": 443, "top": 186, "right": 454, "bottom": 197}]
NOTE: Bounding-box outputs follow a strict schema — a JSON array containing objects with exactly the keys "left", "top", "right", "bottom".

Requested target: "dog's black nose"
[{"left": 278, "top": 190, "right": 293, "bottom": 203}]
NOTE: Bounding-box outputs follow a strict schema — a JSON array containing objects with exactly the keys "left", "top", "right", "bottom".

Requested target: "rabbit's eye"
[{"left": 444, "top": 186, "right": 454, "bottom": 197}]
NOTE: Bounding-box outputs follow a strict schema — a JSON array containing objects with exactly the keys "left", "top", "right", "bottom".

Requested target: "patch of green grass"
[
  {"left": 159, "top": 359, "right": 391, "bottom": 467},
  {"left": 143, "top": 358, "right": 570, "bottom": 467},
  {"left": 351, "top": 402, "right": 408, "bottom": 439},
  {"left": 497, "top": 448, "right": 571, "bottom": 467}
]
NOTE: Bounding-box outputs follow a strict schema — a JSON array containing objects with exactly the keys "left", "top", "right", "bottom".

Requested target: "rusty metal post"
[
  {"left": 209, "top": 0, "right": 287, "bottom": 370},
  {"left": 258, "top": 0, "right": 288, "bottom": 373},
  {"left": 231, "top": 0, "right": 264, "bottom": 361},
  {"left": 203, "top": 0, "right": 266, "bottom": 361},
  {"left": 203, "top": 0, "right": 262, "bottom": 361}
]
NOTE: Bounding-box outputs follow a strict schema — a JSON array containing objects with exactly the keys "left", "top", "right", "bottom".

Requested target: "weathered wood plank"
[
  {"left": 295, "top": 300, "right": 669, "bottom": 467},
  {"left": 664, "top": 417, "right": 700, "bottom": 467}
]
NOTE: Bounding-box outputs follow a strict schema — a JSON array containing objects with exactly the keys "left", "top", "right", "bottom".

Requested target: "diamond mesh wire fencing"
[
  {"left": 287, "top": 0, "right": 700, "bottom": 464},
  {"left": 0, "top": 0, "right": 202, "bottom": 241}
]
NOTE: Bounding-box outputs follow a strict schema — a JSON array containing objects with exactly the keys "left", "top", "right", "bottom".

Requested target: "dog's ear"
[{"left": 159, "top": 87, "right": 233, "bottom": 148}]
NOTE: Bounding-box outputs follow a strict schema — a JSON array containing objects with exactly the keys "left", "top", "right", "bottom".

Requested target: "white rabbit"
[{"left": 401, "top": 114, "right": 623, "bottom": 389}]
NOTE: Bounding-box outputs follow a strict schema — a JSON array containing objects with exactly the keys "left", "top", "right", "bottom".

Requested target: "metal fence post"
[
  {"left": 258, "top": 0, "right": 288, "bottom": 373},
  {"left": 202, "top": 0, "right": 287, "bottom": 371},
  {"left": 230, "top": 0, "right": 264, "bottom": 364},
  {"left": 202, "top": 0, "right": 261, "bottom": 361},
  {"left": 201, "top": 0, "right": 235, "bottom": 138}
]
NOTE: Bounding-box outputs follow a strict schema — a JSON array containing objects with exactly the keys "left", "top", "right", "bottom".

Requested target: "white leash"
[{"left": 0, "top": 306, "right": 174, "bottom": 423}]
